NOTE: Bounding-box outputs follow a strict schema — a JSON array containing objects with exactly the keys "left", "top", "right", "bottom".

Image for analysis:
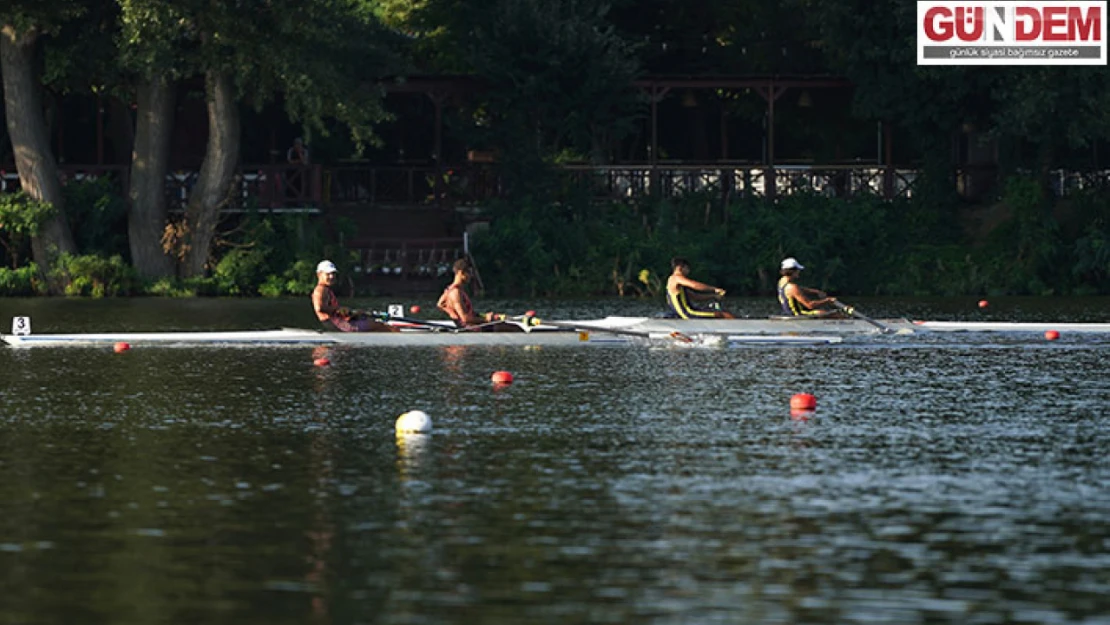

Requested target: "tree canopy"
[{"left": 1, "top": 0, "right": 1108, "bottom": 291}]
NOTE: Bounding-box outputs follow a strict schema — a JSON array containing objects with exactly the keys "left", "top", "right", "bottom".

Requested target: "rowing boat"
[
  {"left": 0, "top": 325, "right": 842, "bottom": 348},
  {"left": 4, "top": 314, "right": 1107, "bottom": 349},
  {"left": 546, "top": 316, "right": 1110, "bottom": 335}
]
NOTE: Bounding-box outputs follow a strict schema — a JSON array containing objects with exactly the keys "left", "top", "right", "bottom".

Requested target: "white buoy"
[{"left": 395, "top": 410, "right": 432, "bottom": 434}]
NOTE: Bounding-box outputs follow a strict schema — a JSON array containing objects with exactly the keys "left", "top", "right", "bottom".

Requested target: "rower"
[
  {"left": 665, "top": 258, "right": 735, "bottom": 319},
  {"left": 311, "top": 260, "right": 397, "bottom": 332},
  {"left": 437, "top": 259, "right": 520, "bottom": 331},
  {"left": 777, "top": 257, "right": 844, "bottom": 317}
]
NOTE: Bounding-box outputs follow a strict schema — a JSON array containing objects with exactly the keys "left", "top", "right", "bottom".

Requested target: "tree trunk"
[
  {"left": 181, "top": 71, "right": 240, "bottom": 278},
  {"left": 0, "top": 25, "right": 77, "bottom": 269},
  {"left": 128, "top": 78, "right": 176, "bottom": 280}
]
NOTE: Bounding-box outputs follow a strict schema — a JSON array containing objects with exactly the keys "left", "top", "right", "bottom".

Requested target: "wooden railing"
[
  {"left": 2, "top": 163, "right": 1107, "bottom": 208},
  {"left": 164, "top": 164, "right": 323, "bottom": 212},
  {"left": 346, "top": 237, "right": 466, "bottom": 280},
  {"left": 323, "top": 165, "right": 502, "bottom": 207},
  {"left": 559, "top": 164, "right": 922, "bottom": 201},
  {"left": 0, "top": 164, "right": 322, "bottom": 212}
]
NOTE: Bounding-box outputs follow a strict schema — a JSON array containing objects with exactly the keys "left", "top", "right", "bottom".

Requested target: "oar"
[
  {"left": 369, "top": 311, "right": 455, "bottom": 332},
  {"left": 451, "top": 314, "right": 516, "bottom": 333},
  {"left": 528, "top": 318, "right": 695, "bottom": 343},
  {"left": 375, "top": 311, "right": 533, "bottom": 333},
  {"left": 834, "top": 301, "right": 893, "bottom": 334},
  {"left": 455, "top": 313, "right": 547, "bottom": 333}
]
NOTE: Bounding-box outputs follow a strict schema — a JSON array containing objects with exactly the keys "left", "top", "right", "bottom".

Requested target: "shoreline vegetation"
[
  {"left": 2, "top": 174, "right": 1108, "bottom": 299},
  {"left": 2, "top": 1, "right": 1108, "bottom": 299}
]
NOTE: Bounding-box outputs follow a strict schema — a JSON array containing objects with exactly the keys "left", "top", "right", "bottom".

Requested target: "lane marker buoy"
[
  {"left": 790, "top": 393, "right": 816, "bottom": 411},
  {"left": 396, "top": 410, "right": 432, "bottom": 434}
]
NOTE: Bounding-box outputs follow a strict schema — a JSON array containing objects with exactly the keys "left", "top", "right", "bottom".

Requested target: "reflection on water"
[{"left": 0, "top": 298, "right": 1109, "bottom": 623}]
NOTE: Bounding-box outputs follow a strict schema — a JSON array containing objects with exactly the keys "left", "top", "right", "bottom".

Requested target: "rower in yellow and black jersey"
[
  {"left": 777, "top": 257, "right": 844, "bottom": 317},
  {"left": 665, "top": 258, "right": 735, "bottom": 319}
]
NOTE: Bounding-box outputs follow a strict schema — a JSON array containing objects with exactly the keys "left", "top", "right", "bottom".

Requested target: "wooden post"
[
  {"left": 96, "top": 94, "right": 104, "bottom": 165},
  {"left": 648, "top": 84, "right": 670, "bottom": 196},
  {"left": 883, "top": 120, "right": 894, "bottom": 199},
  {"left": 755, "top": 82, "right": 787, "bottom": 199},
  {"left": 429, "top": 91, "right": 444, "bottom": 208},
  {"left": 720, "top": 101, "right": 728, "bottom": 160},
  {"left": 767, "top": 83, "right": 775, "bottom": 199},
  {"left": 721, "top": 102, "right": 730, "bottom": 211}
]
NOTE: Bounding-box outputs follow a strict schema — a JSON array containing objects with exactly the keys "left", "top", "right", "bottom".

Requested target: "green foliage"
[
  {"left": 1070, "top": 190, "right": 1110, "bottom": 292},
  {"left": 970, "top": 176, "right": 1061, "bottom": 295},
  {"left": 0, "top": 263, "right": 43, "bottom": 296},
  {"left": 259, "top": 260, "right": 317, "bottom": 298},
  {"left": 147, "top": 277, "right": 197, "bottom": 297},
  {"left": 130, "top": 212, "right": 334, "bottom": 297},
  {"left": 472, "top": 171, "right": 1110, "bottom": 298},
  {"left": 0, "top": 0, "right": 87, "bottom": 34},
  {"left": 116, "top": 0, "right": 400, "bottom": 153},
  {"left": 161, "top": 212, "right": 335, "bottom": 296},
  {"left": 398, "top": 0, "right": 643, "bottom": 194},
  {"left": 62, "top": 177, "right": 129, "bottom": 258},
  {"left": 801, "top": 0, "right": 1110, "bottom": 171},
  {"left": 49, "top": 253, "right": 140, "bottom": 297},
  {"left": 213, "top": 248, "right": 269, "bottom": 296},
  {"left": 0, "top": 191, "right": 56, "bottom": 268},
  {"left": 611, "top": 0, "right": 824, "bottom": 74}
]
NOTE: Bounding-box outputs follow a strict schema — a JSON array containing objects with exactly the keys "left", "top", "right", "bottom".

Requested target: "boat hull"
[
  {"left": 0, "top": 326, "right": 842, "bottom": 348},
  {"left": 4, "top": 314, "right": 1108, "bottom": 348},
  {"left": 555, "top": 316, "right": 1110, "bottom": 335}
]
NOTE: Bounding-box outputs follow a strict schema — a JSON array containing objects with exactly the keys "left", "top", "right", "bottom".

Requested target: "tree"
[
  {"left": 116, "top": 0, "right": 183, "bottom": 279},
  {"left": 989, "top": 67, "right": 1110, "bottom": 176},
  {"left": 0, "top": 2, "right": 84, "bottom": 275},
  {"left": 385, "top": 0, "right": 642, "bottom": 196},
  {"left": 610, "top": 0, "right": 825, "bottom": 74},
  {"left": 803, "top": 0, "right": 1110, "bottom": 197},
  {"left": 123, "top": 0, "right": 398, "bottom": 277}
]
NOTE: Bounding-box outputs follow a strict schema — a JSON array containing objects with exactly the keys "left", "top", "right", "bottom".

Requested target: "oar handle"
[{"left": 834, "top": 301, "right": 892, "bottom": 333}]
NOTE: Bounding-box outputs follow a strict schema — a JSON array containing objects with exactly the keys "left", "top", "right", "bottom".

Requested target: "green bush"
[
  {"left": 147, "top": 277, "right": 198, "bottom": 297},
  {"left": 0, "top": 192, "right": 55, "bottom": 268},
  {"left": 0, "top": 263, "right": 43, "bottom": 296},
  {"left": 259, "top": 259, "right": 317, "bottom": 297},
  {"left": 49, "top": 254, "right": 140, "bottom": 297},
  {"left": 213, "top": 248, "right": 269, "bottom": 295},
  {"left": 63, "top": 177, "right": 129, "bottom": 258}
]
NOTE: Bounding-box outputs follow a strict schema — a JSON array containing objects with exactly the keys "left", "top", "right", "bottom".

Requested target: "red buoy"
[
  {"left": 410, "top": 305, "right": 421, "bottom": 314},
  {"left": 1044, "top": 330, "right": 1060, "bottom": 341},
  {"left": 790, "top": 393, "right": 816, "bottom": 411},
  {"left": 491, "top": 370, "right": 514, "bottom": 384},
  {"left": 314, "top": 357, "right": 331, "bottom": 367},
  {"left": 113, "top": 342, "right": 130, "bottom": 353},
  {"left": 978, "top": 300, "right": 989, "bottom": 309},
  {"left": 525, "top": 310, "right": 536, "bottom": 317}
]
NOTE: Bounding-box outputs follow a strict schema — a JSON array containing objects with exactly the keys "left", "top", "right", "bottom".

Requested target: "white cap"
[
  {"left": 316, "top": 260, "right": 338, "bottom": 274},
  {"left": 781, "top": 257, "right": 805, "bottom": 270}
]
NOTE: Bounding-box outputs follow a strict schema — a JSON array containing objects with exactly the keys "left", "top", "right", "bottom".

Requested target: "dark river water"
[{"left": 1, "top": 296, "right": 1109, "bottom": 624}]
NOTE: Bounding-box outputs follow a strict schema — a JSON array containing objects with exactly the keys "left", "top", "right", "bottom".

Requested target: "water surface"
[{"left": 0, "top": 297, "right": 1108, "bottom": 624}]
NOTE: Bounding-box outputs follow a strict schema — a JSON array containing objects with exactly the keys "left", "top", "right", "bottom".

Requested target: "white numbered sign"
[
  {"left": 388, "top": 304, "right": 404, "bottom": 318},
  {"left": 11, "top": 316, "right": 31, "bottom": 336}
]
